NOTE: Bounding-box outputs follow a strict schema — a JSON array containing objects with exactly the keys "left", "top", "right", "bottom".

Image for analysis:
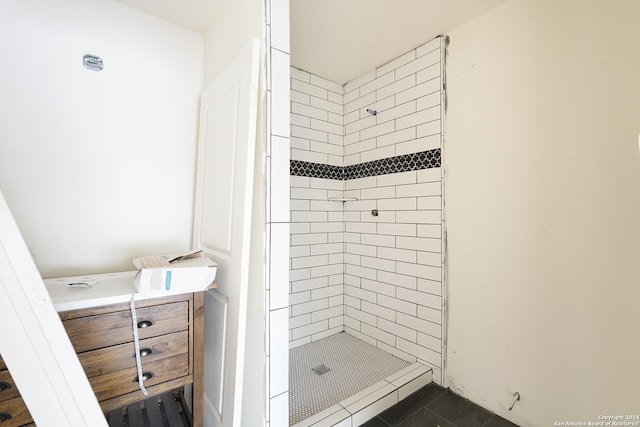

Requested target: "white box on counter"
[{"left": 133, "top": 250, "right": 217, "bottom": 294}]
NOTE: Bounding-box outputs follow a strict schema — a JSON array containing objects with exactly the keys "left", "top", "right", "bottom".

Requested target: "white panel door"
[
  {"left": 0, "top": 191, "right": 107, "bottom": 427},
  {"left": 192, "top": 39, "right": 260, "bottom": 427}
]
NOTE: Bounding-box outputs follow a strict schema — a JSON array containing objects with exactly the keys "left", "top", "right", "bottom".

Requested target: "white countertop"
[{"left": 43, "top": 271, "right": 207, "bottom": 312}]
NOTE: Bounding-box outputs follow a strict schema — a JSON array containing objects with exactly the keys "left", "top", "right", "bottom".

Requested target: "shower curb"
[{"left": 292, "top": 363, "right": 432, "bottom": 427}]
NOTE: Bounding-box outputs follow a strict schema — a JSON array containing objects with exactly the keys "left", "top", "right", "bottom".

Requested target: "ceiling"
[
  {"left": 113, "top": 0, "right": 508, "bottom": 84},
  {"left": 290, "top": 0, "right": 508, "bottom": 84},
  {"left": 112, "top": 0, "right": 218, "bottom": 32}
]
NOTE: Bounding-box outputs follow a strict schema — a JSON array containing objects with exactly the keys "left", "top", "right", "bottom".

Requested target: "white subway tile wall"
[
  {"left": 289, "top": 66, "right": 346, "bottom": 350},
  {"left": 289, "top": 37, "right": 445, "bottom": 389},
  {"left": 267, "top": 0, "right": 290, "bottom": 425}
]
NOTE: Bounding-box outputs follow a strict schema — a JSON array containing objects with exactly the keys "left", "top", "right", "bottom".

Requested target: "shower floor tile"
[{"left": 290, "top": 332, "right": 411, "bottom": 425}]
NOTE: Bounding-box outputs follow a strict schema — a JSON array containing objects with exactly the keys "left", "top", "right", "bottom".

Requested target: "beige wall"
[{"left": 445, "top": 0, "right": 640, "bottom": 425}]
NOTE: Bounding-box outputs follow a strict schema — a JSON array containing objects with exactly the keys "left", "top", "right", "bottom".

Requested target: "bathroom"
[
  {"left": 1, "top": 0, "right": 639, "bottom": 426},
  {"left": 279, "top": 0, "right": 640, "bottom": 426}
]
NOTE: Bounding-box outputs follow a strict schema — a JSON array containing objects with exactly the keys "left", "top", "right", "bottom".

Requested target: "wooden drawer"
[
  {"left": 89, "top": 353, "right": 189, "bottom": 401},
  {"left": 0, "top": 371, "right": 19, "bottom": 403},
  {"left": 63, "top": 301, "right": 189, "bottom": 353},
  {"left": 0, "top": 358, "right": 32, "bottom": 427},
  {"left": 78, "top": 331, "right": 189, "bottom": 378},
  {"left": 0, "top": 396, "right": 32, "bottom": 427},
  {"left": 0, "top": 292, "right": 203, "bottom": 426}
]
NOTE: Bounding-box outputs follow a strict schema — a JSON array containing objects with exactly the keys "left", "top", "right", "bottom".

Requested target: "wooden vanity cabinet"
[
  {"left": 0, "top": 368, "right": 33, "bottom": 427},
  {"left": 0, "top": 291, "right": 204, "bottom": 427}
]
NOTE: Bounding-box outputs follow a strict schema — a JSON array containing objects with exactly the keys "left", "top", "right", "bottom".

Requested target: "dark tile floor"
[
  {"left": 362, "top": 384, "right": 519, "bottom": 427},
  {"left": 106, "top": 391, "right": 191, "bottom": 427}
]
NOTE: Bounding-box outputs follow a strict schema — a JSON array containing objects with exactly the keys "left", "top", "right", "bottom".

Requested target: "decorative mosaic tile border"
[
  {"left": 290, "top": 161, "right": 343, "bottom": 180},
  {"left": 290, "top": 148, "right": 441, "bottom": 180}
]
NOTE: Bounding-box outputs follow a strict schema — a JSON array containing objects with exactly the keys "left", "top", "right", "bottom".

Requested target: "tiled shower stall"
[{"left": 287, "top": 36, "right": 446, "bottom": 420}]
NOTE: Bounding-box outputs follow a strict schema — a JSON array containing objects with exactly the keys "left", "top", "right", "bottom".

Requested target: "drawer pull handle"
[
  {"left": 0, "top": 413, "right": 11, "bottom": 423},
  {"left": 139, "top": 348, "right": 153, "bottom": 357},
  {"left": 137, "top": 320, "right": 153, "bottom": 328},
  {"left": 133, "top": 372, "right": 153, "bottom": 383},
  {"left": 0, "top": 382, "right": 10, "bottom": 392}
]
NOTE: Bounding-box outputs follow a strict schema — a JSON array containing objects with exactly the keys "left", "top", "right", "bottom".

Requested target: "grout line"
[
  {"left": 395, "top": 387, "right": 448, "bottom": 426},
  {"left": 480, "top": 414, "right": 497, "bottom": 427},
  {"left": 271, "top": 46, "right": 289, "bottom": 56}
]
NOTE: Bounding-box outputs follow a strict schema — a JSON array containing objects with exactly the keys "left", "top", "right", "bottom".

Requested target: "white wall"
[
  {"left": 0, "top": 0, "right": 203, "bottom": 278},
  {"left": 445, "top": 0, "right": 640, "bottom": 425},
  {"left": 203, "top": 0, "right": 263, "bottom": 86}
]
